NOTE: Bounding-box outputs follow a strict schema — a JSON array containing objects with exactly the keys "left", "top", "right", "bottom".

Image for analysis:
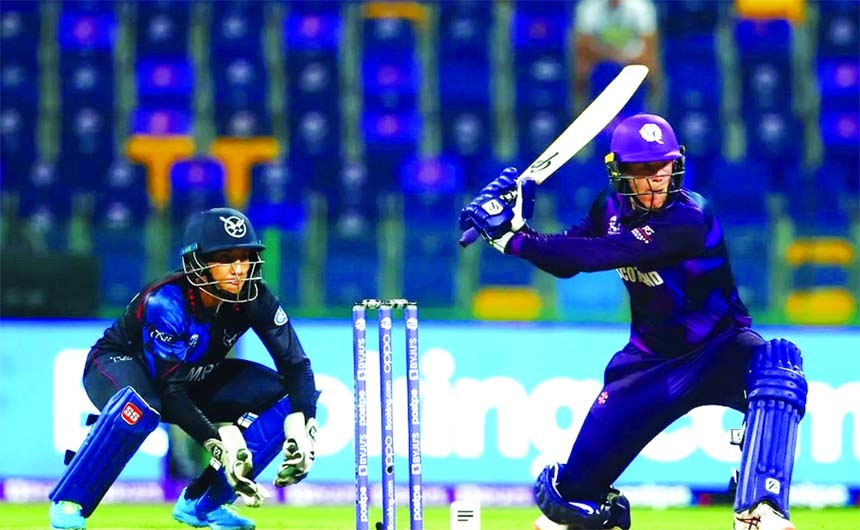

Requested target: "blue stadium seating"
[
  {"left": 210, "top": 3, "right": 265, "bottom": 60},
  {"left": 288, "top": 108, "right": 342, "bottom": 167},
  {"left": 515, "top": 108, "right": 571, "bottom": 163},
  {"left": 514, "top": 52, "right": 569, "bottom": 111},
  {"left": 816, "top": 0, "right": 859, "bottom": 59},
  {"left": 91, "top": 197, "right": 148, "bottom": 308},
  {"left": 169, "top": 157, "right": 227, "bottom": 226},
  {"left": 437, "top": 2, "right": 491, "bottom": 62},
  {"left": 131, "top": 108, "right": 193, "bottom": 135},
  {"left": 136, "top": 58, "right": 195, "bottom": 111},
  {"left": 212, "top": 56, "right": 269, "bottom": 109},
  {"left": 0, "top": 103, "right": 38, "bottom": 193},
  {"left": 362, "top": 17, "right": 416, "bottom": 59},
  {"left": 57, "top": 10, "right": 116, "bottom": 52},
  {"left": 135, "top": 1, "right": 190, "bottom": 57},
  {"left": 286, "top": 50, "right": 340, "bottom": 108},
  {"left": 440, "top": 108, "right": 494, "bottom": 187},
  {"left": 18, "top": 161, "right": 72, "bottom": 251},
  {"left": 817, "top": 59, "right": 860, "bottom": 108},
  {"left": 510, "top": 7, "right": 570, "bottom": 51},
  {"left": 361, "top": 111, "right": 422, "bottom": 188},
  {"left": 362, "top": 56, "right": 421, "bottom": 113},
  {"left": 0, "top": 1, "right": 41, "bottom": 63}
]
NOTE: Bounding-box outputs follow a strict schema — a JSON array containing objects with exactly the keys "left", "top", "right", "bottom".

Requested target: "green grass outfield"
[{"left": 1, "top": 503, "right": 858, "bottom": 530}]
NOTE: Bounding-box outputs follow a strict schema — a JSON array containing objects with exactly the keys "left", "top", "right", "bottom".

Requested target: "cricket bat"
[{"left": 459, "top": 64, "right": 649, "bottom": 247}]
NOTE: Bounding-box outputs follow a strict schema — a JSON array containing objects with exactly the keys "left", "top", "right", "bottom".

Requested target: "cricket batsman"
[{"left": 460, "top": 113, "right": 807, "bottom": 530}]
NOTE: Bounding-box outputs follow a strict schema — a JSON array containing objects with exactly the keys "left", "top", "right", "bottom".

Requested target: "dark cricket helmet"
[{"left": 180, "top": 207, "right": 265, "bottom": 302}]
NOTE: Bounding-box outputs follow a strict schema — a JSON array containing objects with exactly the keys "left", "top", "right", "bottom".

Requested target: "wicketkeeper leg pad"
[
  {"left": 533, "top": 463, "right": 631, "bottom": 529},
  {"left": 49, "top": 386, "right": 160, "bottom": 517},
  {"left": 195, "top": 393, "right": 294, "bottom": 512},
  {"left": 733, "top": 338, "right": 807, "bottom": 516}
]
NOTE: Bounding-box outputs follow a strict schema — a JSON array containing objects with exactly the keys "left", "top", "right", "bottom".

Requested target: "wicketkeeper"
[
  {"left": 49, "top": 207, "right": 321, "bottom": 530},
  {"left": 460, "top": 113, "right": 807, "bottom": 530}
]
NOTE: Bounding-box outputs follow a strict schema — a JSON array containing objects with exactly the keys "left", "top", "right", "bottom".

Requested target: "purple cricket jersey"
[{"left": 509, "top": 188, "right": 752, "bottom": 357}]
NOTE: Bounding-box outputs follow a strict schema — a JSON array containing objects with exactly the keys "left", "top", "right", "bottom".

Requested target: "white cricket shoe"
[
  {"left": 535, "top": 515, "right": 566, "bottom": 530},
  {"left": 534, "top": 514, "right": 625, "bottom": 530},
  {"left": 733, "top": 501, "right": 796, "bottom": 530}
]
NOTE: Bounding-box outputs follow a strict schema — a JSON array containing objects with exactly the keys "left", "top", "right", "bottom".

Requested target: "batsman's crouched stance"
[
  {"left": 49, "top": 208, "right": 322, "bottom": 530},
  {"left": 460, "top": 114, "right": 808, "bottom": 530}
]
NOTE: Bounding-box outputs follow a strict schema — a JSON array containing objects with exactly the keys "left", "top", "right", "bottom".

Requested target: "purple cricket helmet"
[
  {"left": 610, "top": 113, "right": 682, "bottom": 162},
  {"left": 605, "top": 113, "right": 686, "bottom": 207}
]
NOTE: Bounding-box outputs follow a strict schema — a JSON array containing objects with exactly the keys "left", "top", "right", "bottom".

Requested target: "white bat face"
[{"left": 523, "top": 64, "right": 649, "bottom": 185}]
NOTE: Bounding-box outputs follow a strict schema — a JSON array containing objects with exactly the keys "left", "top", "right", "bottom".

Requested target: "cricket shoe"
[
  {"left": 173, "top": 488, "right": 255, "bottom": 530},
  {"left": 534, "top": 514, "right": 626, "bottom": 530},
  {"left": 50, "top": 501, "right": 86, "bottom": 529},
  {"left": 733, "top": 501, "right": 795, "bottom": 530}
]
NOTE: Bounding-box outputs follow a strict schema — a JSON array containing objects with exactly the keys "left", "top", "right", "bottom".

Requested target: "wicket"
[{"left": 352, "top": 298, "right": 423, "bottom": 530}]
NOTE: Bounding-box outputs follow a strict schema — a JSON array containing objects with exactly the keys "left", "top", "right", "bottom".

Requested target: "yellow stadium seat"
[
  {"left": 363, "top": 2, "right": 428, "bottom": 27},
  {"left": 126, "top": 135, "right": 195, "bottom": 210},
  {"left": 785, "top": 288, "right": 857, "bottom": 325},
  {"left": 472, "top": 286, "right": 543, "bottom": 321},
  {"left": 785, "top": 237, "right": 855, "bottom": 266},
  {"left": 210, "top": 137, "right": 280, "bottom": 209},
  {"left": 735, "top": 0, "right": 805, "bottom": 23}
]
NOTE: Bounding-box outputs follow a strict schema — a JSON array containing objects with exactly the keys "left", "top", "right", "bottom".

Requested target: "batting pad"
[
  {"left": 50, "top": 386, "right": 160, "bottom": 517},
  {"left": 734, "top": 339, "right": 807, "bottom": 515},
  {"left": 195, "top": 393, "right": 294, "bottom": 512}
]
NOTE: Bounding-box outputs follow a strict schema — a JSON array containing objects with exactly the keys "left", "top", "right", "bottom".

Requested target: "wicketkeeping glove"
[
  {"left": 274, "top": 412, "right": 318, "bottom": 487},
  {"left": 204, "top": 425, "right": 269, "bottom": 507}
]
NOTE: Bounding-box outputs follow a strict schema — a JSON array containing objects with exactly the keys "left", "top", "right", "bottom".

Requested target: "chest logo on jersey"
[
  {"left": 188, "top": 362, "right": 218, "bottom": 382},
  {"left": 222, "top": 330, "right": 239, "bottom": 348},
  {"left": 188, "top": 334, "right": 199, "bottom": 349},
  {"left": 607, "top": 215, "right": 620, "bottom": 235},
  {"left": 631, "top": 225, "right": 654, "bottom": 244},
  {"left": 274, "top": 306, "right": 288, "bottom": 326},
  {"left": 616, "top": 266, "right": 664, "bottom": 287}
]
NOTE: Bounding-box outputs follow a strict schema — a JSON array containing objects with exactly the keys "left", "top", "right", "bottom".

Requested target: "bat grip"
[{"left": 459, "top": 227, "right": 480, "bottom": 247}]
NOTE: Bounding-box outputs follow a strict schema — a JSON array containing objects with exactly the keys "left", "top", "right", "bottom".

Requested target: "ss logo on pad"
[{"left": 122, "top": 403, "right": 143, "bottom": 425}]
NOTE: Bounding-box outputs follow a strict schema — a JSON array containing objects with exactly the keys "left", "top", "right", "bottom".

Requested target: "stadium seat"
[
  {"left": 57, "top": 10, "right": 116, "bottom": 52},
  {"left": 514, "top": 51, "right": 569, "bottom": 111},
  {"left": 437, "top": 2, "right": 491, "bottom": 63},
  {"left": 17, "top": 161, "right": 72, "bottom": 251},
  {"left": 816, "top": 0, "right": 859, "bottom": 59},
  {"left": 510, "top": 8, "right": 570, "bottom": 52},
  {"left": 210, "top": 3, "right": 265, "bottom": 60},
  {"left": 286, "top": 50, "right": 340, "bottom": 108},
  {"left": 362, "top": 56, "right": 421, "bottom": 113},
  {"left": 169, "top": 157, "right": 227, "bottom": 228},
  {"left": 131, "top": 108, "right": 193, "bottom": 135},
  {"left": 0, "top": 1, "right": 41, "bottom": 64},
  {"left": 59, "top": 54, "right": 114, "bottom": 111},
  {"left": 361, "top": 111, "right": 422, "bottom": 189},
  {"left": 135, "top": 58, "right": 195, "bottom": 111},
  {"left": 283, "top": 11, "right": 342, "bottom": 51},
  {"left": 362, "top": 15, "right": 418, "bottom": 59},
  {"left": 90, "top": 196, "right": 149, "bottom": 308},
  {"left": 0, "top": 104, "right": 38, "bottom": 193},
  {"left": 212, "top": 56, "right": 269, "bottom": 111},
  {"left": 135, "top": 1, "right": 190, "bottom": 57}
]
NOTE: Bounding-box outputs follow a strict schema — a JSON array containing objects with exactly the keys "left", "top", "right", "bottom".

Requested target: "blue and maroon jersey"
[
  {"left": 89, "top": 272, "right": 316, "bottom": 442},
  {"left": 509, "top": 189, "right": 751, "bottom": 357}
]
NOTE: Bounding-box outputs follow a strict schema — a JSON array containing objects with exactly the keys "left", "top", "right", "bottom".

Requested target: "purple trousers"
[{"left": 557, "top": 328, "right": 765, "bottom": 501}]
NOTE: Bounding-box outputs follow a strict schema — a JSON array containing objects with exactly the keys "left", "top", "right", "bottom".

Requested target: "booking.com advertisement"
[{"left": 0, "top": 319, "right": 858, "bottom": 506}]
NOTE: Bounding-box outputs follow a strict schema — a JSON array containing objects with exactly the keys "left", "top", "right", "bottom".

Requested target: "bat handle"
[{"left": 459, "top": 227, "right": 480, "bottom": 247}]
